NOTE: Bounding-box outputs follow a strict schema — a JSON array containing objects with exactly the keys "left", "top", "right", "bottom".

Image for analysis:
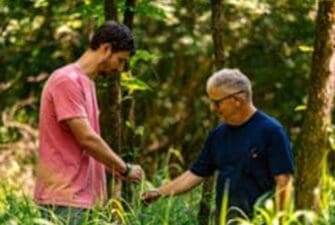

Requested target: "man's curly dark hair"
[{"left": 90, "top": 21, "right": 135, "bottom": 55}]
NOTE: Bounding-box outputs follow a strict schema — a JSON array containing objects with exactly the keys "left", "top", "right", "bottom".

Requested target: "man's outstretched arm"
[{"left": 141, "top": 170, "right": 204, "bottom": 205}]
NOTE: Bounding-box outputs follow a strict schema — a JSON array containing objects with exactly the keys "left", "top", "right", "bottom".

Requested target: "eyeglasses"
[{"left": 210, "top": 90, "right": 245, "bottom": 107}]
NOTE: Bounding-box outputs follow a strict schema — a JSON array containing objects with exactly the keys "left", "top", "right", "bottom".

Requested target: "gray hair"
[{"left": 206, "top": 68, "right": 252, "bottom": 102}]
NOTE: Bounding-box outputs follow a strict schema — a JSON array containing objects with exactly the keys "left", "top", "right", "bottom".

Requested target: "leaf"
[
  {"left": 32, "top": 218, "right": 55, "bottom": 225},
  {"left": 136, "top": 0, "right": 167, "bottom": 20},
  {"left": 329, "top": 136, "right": 335, "bottom": 150},
  {"left": 125, "top": 120, "right": 134, "bottom": 129},
  {"left": 135, "top": 126, "right": 144, "bottom": 136},
  {"left": 294, "top": 105, "right": 307, "bottom": 111},
  {"left": 121, "top": 71, "right": 151, "bottom": 92},
  {"left": 169, "top": 148, "right": 184, "bottom": 164},
  {"left": 129, "top": 50, "right": 158, "bottom": 69},
  {"left": 33, "top": 0, "right": 48, "bottom": 8},
  {"left": 298, "top": 45, "right": 313, "bottom": 53}
]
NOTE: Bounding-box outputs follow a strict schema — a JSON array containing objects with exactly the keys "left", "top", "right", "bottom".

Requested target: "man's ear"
[
  {"left": 101, "top": 43, "right": 112, "bottom": 53},
  {"left": 99, "top": 43, "right": 112, "bottom": 59}
]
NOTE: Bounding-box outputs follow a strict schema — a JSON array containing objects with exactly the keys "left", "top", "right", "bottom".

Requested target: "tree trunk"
[
  {"left": 123, "top": 0, "right": 135, "bottom": 30},
  {"left": 211, "top": 0, "right": 225, "bottom": 69},
  {"left": 122, "top": 0, "right": 136, "bottom": 156},
  {"left": 97, "top": 75, "right": 123, "bottom": 199},
  {"left": 198, "top": 1, "right": 225, "bottom": 225},
  {"left": 104, "top": 0, "right": 118, "bottom": 21},
  {"left": 295, "top": 0, "right": 335, "bottom": 210},
  {"left": 122, "top": 0, "right": 136, "bottom": 202},
  {"left": 101, "top": 0, "right": 122, "bottom": 199}
]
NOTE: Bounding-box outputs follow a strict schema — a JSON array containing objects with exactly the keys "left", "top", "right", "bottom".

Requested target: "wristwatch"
[{"left": 121, "top": 163, "right": 132, "bottom": 177}]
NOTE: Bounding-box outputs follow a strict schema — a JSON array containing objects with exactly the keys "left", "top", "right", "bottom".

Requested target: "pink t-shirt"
[{"left": 34, "top": 63, "right": 107, "bottom": 208}]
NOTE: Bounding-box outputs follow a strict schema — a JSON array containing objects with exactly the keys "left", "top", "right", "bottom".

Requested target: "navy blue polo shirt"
[{"left": 190, "top": 111, "right": 294, "bottom": 214}]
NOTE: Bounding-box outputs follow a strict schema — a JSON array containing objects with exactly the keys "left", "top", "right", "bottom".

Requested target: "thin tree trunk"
[
  {"left": 97, "top": 75, "right": 123, "bottom": 199},
  {"left": 123, "top": 0, "right": 135, "bottom": 30},
  {"left": 101, "top": 0, "right": 122, "bottom": 199},
  {"left": 122, "top": 0, "right": 136, "bottom": 150},
  {"left": 211, "top": 0, "right": 225, "bottom": 69},
  {"left": 122, "top": 0, "right": 136, "bottom": 202},
  {"left": 104, "top": 0, "right": 118, "bottom": 21},
  {"left": 198, "top": 1, "right": 225, "bottom": 224},
  {"left": 295, "top": 0, "right": 335, "bottom": 210}
]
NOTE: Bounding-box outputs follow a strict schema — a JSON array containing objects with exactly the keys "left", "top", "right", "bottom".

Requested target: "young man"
[
  {"left": 141, "top": 68, "right": 294, "bottom": 223},
  {"left": 34, "top": 21, "right": 144, "bottom": 224}
]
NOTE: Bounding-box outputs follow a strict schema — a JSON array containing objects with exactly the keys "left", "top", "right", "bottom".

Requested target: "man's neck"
[
  {"left": 76, "top": 50, "right": 99, "bottom": 80},
  {"left": 227, "top": 104, "right": 257, "bottom": 126}
]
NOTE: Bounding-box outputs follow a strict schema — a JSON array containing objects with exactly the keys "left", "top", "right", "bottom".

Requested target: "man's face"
[
  {"left": 98, "top": 47, "right": 130, "bottom": 75},
  {"left": 207, "top": 87, "right": 240, "bottom": 122}
]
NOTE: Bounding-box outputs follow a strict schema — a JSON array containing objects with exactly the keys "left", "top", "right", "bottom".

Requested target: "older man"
[
  {"left": 34, "top": 21, "right": 144, "bottom": 225},
  {"left": 142, "top": 69, "right": 294, "bottom": 222}
]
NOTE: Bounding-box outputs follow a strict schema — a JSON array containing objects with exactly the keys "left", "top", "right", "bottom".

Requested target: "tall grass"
[
  {"left": 2, "top": 168, "right": 335, "bottom": 224},
  {"left": 0, "top": 180, "right": 202, "bottom": 225},
  {"left": 227, "top": 161, "right": 335, "bottom": 225},
  {"left": 1, "top": 177, "right": 335, "bottom": 225}
]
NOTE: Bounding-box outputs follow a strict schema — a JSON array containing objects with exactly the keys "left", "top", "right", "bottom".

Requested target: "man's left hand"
[{"left": 126, "top": 164, "right": 144, "bottom": 182}]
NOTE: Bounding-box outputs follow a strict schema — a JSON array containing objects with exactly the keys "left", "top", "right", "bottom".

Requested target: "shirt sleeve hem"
[
  {"left": 271, "top": 168, "right": 294, "bottom": 176},
  {"left": 57, "top": 114, "right": 87, "bottom": 122},
  {"left": 190, "top": 167, "right": 213, "bottom": 178}
]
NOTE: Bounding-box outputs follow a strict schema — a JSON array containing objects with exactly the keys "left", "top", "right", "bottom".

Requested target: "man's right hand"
[
  {"left": 141, "top": 189, "right": 162, "bottom": 206},
  {"left": 127, "top": 164, "right": 144, "bottom": 182}
]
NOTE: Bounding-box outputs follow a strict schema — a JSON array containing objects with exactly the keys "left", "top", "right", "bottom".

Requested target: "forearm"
[
  {"left": 157, "top": 170, "right": 204, "bottom": 196},
  {"left": 82, "top": 132, "right": 126, "bottom": 173},
  {"left": 65, "top": 118, "right": 128, "bottom": 174}
]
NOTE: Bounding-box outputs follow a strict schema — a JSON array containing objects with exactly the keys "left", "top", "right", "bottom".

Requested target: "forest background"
[{"left": 1, "top": 0, "right": 335, "bottom": 224}]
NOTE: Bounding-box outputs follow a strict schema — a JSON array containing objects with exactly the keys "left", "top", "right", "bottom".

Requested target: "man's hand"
[
  {"left": 140, "top": 171, "right": 203, "bottom": 206},
  {"left": 141, "top": 189, "right": 161, "bottom": 206},
  {"left": 126, "top": 164, "right": 144, "bottom": 182}
]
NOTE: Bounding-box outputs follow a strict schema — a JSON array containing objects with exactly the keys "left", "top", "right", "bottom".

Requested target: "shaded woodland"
[{"left": 1, "top": 0, "right": 335, "bottom": 224}]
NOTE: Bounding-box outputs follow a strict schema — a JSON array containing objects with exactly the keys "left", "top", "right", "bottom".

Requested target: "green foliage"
[
  {"left": 120, "top": 50, "right": 156, "bottom": 97},
  {"left": 125, "top": 120, "right": 145, "bottom": 136},
  {"left": 3, "top": 171, "right": 335, "bottom": 224},
  {"left": 0, "top": 127, "right": 20, "bottom": 143},
  {"left": 223, "top": 0, "right": 315, "bottom": 128},
  {"left": 0, "top": 1, "right": 331, "bottom": 223},
  {"left": 0, "top": 183, "right": 40, "bottom": 224},
  {"left": 219, "top": 181, "right": 230, "bottom": 225},
  {"left": 129, "top": 50, "right": 159, "bottom": 69},
  {"left": 0, "top": 0, "right": 318, "bottom": 170},
  {"left": 0, "top": 175, "right": 201, "bottom": 225},
  {"left": 295, "top": 105, "right": 307, "bottom": 112},
  {"left": 76, "top": 0, "right": 104, "bottom": 25},
  {"left": 121, "top": 71, "right": 151, "bottom": 93},
  {"left": 136, "top": 0, "right": 167, "bottom": 20},
  {"left": 0, "top": 0, "right": 89, "bottom": 123}
]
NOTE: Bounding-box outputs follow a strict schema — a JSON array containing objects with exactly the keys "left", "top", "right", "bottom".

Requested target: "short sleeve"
[
  {"left": 51, "top": 77, "right": 87, "bottom": 121},
  {"left": 190, "top": 130, "right": 216, "bottom": 177},
  {"left": 266, "top": 126, "right": 295, "bottom": 176}
]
